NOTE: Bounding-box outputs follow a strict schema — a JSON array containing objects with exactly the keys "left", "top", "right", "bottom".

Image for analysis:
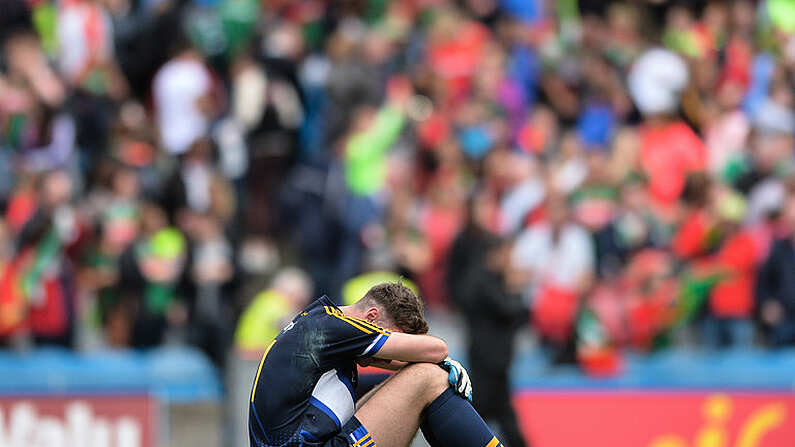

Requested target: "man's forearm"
[
  {"left": 374, "top": 332, "right": 449, "bottom": 363},
  {"left": 361, "top": 358, "right": 408, "bottom": 370}
]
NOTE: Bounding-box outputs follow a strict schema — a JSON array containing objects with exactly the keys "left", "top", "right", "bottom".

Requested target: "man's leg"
[
  {"left": 356, "top": 372, "right": 393, "bottom": 401},
  {"left": 353, "top": 362, "right": 501, "bottom": 447},
  {"left": 356, "top": 373, "right": 393, "bottom": 408}
]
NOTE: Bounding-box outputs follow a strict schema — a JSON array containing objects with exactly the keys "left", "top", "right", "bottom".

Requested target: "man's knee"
[
  {"left": 399, "top": 362, "right": 448, "bottom": 397},
  {"left": 402, "top": 361, "right": 445, "bottom": 378}
]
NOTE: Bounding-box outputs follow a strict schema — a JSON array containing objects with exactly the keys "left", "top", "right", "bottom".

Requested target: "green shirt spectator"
[
  {"left": 234, "top": 268, "right": 312, "bottom": 351},
  {"left": 344, "top": 105, "right": 405, "bottom": 197},
  {"left": 235, "top": 289, "right": 293, "bottom": 351}
]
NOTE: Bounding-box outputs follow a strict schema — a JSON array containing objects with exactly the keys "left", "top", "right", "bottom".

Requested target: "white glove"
[{"left": 439, "top": 357, "right": 473, "bottom": 402}]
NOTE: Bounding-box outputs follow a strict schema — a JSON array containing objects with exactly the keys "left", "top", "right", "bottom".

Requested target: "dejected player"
[{"left": 249, "top": 282, "right": 507, "bottom": 447}]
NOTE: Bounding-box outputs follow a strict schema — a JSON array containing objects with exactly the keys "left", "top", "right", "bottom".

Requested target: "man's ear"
[{"left": 365, "top": 307, "right": 379, "bottom": 322}]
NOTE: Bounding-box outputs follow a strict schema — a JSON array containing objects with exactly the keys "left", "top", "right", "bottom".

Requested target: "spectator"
[
  {"left": 58, "top": 0, "right": 127, "bottom": 175},
  {"left": 80, "top": 163, "right": 142, "bottom": 346},
  {"left": 116, "top": 226, "right": 189, "bottom": 347},
  {"left": 153, "top": 41, "right": 216, "bottom": 156},
  {"left": 449, "top": 189, "right": 528, "bottom": 447},
  {"left": 185, "top": 211, "right": 236, "bottom": 365},
  {"left": 161, "top": 137, "right": 236, "bottom": 229},
  {"left": 512, "top": 195, "right": 595, "bottom": 362},
  {"left": 756, "top": 183, "right": 795, "bottom": 347},
  {"left": 704, "top": 187, "right": 758, "bottom": 347},
  {"left": 336, "top": 77, "right": 412, "bottom": 295},
  {"left": 234, "top": 267, "right": 312, "bottom": 352},
  {"left": 0, "top": 170, "right": 80, "bottom": 348}
]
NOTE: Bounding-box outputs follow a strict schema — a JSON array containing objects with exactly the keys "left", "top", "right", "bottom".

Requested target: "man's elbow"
[{"left": 429, "top": 338, "right": 448, "bottom": 363}]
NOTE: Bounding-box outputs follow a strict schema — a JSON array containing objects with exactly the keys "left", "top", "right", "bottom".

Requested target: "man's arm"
[
  {"left": 372, "top": 332, "right": 448, "bottom": 364},
  {"left": 357, "top": 358, "right": 408, "bottom": 370},
  {"left": 368, "top": 333, "right": 473, "bottom": 402}
]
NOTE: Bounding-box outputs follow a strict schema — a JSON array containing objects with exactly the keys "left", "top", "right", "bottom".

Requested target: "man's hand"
[
  {"left": 356, "top": 358, "right": 407, "bottom": 371},
  {"left": 438, "top": 357, "right": 473, "bottom": 402}
]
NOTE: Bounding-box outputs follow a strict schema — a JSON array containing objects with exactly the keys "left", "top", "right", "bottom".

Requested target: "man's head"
[{"left": 348, "top": 282, "right": 428, "bottom": 334}]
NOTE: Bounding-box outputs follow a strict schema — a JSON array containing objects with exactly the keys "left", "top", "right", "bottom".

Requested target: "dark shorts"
[
  {"left": 251, "top": 416, "right": 369, "bottom": 447},
  {"left": 323, "top": 417, "right": 370, "bottom": 447}
]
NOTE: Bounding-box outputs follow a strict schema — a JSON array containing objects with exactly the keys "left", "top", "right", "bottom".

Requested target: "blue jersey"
[{"left": 249, "top": 296, "right": 391, "bottom": 446}]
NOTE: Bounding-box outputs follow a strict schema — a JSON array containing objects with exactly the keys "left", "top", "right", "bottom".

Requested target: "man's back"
[{"left": 249, "top": 296, "right": 390, "bottom": 446}]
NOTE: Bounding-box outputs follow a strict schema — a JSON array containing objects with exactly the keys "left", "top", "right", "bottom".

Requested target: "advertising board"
[{"left": 0, "top": 395, "right": 157, "bottom": 447}]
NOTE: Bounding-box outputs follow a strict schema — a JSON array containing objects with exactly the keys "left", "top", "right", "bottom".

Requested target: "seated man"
[{"left": 249, "top": 282, "right": 506, "bottom": 447}]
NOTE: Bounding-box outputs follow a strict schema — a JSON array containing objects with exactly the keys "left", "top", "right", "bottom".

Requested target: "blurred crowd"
[{"left": 0, "top": 0, "right": 794, "bottom": 375}]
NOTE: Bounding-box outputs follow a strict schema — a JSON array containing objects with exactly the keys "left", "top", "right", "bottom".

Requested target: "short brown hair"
[{"left": 359, "top": 282, "right": 428, "bottom": 334}]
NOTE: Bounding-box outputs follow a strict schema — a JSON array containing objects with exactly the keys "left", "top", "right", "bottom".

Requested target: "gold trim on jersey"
[
  {"left": 250, "top": 339, "right": 276, "bottom": 402},
  {"left": 345, "top": 315, "right": 391, "bottom": 335},
  {"left": 353, "top": 433, "right": 375, "bottom": 447},
  {"left": 323, "top": 306, "right": 391, "bottom": 336},
  {"left": 324, "top": 306, "right": 372, "bottom": 333}
]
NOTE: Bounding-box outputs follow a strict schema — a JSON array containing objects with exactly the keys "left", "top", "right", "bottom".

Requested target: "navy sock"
[{"left": 420, "top": 388, "right": 503, "bottom": 447}]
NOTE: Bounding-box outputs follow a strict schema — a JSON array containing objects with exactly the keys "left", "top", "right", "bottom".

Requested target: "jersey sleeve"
[{"left": 319, "top": 306, "right": 391, "bottom": 360}]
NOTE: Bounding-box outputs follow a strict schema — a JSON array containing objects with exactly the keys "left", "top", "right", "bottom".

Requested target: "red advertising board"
[
  {"left": 0, "top": 395, "right": 157, "bottom": 447},
  {"left": 514, "top": 391, "right": 795, "bottom": 447}
]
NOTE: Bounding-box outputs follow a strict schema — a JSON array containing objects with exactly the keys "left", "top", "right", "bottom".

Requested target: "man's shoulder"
[
  {"left": 289, "top": 296, "right": 350, "bottom": 331},
  {"left": 300, "top": 295, "right": 338, "bottom": 314}
]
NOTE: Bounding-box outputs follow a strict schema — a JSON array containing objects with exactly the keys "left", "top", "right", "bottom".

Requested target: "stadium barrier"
[
  {"left": 3, "top": 347, "right": 795, "bottom": 447},
  {"left": 0, "top": 347, "right": 221, "bottom": 447},
  {"left": 514, "top": 391, "right": 795, "bottom": 447}
]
